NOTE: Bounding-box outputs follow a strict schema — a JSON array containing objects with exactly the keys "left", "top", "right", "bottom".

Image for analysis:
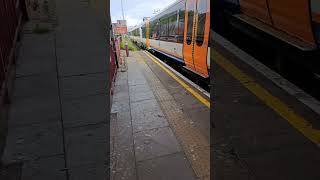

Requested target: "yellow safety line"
[
  {"left": 143, "top": 51, "right": 210, "bottom": 108},
  {"left": 212, "top": 49, "right": 320, "bottom": 145}
]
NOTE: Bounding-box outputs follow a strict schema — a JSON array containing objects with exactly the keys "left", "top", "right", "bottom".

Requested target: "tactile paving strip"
[{"left": 135, "top": 52, "right": 210, "bottom": 179}]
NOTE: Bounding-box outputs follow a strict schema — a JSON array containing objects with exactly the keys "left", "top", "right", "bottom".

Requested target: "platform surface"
[
  {"left": 1, "top": 0, "right": 108, "bottom": 179},
  {"left": 212, "top": 34, "right": 320, "bottom": 180},
  {"left": 110, "top": 51, "right": 210, "bottom": 180}
]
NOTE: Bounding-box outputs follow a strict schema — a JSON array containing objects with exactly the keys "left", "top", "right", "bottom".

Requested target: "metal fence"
[
  {"left": 109, "top": 36, "right": 120, "bottom": 101},
  {"left": 0, "top": 0, "right": 25, "bottom": 103}
]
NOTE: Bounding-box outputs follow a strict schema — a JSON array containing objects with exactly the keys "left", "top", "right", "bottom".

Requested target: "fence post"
[
  {"left": 125, "top": 42, "right": 129, "bottom": 57},
  {"left": 20, "top": 0, "right": 29, "bottom": 21}
]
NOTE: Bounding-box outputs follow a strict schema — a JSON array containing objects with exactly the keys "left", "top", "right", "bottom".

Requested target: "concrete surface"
[
  {"left": 1, "top": 0, "right": 108, "bottom": 179},
  {"left": 212, "top": 44, "right": 320, "bottom": 180},
  {"left": 111, "top": 51, "right": 210, "bottom": 180}
]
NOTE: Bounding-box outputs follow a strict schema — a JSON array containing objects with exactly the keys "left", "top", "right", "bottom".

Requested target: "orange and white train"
[{"left": 129, "top": 0, "right": 210, "bottom": 79}]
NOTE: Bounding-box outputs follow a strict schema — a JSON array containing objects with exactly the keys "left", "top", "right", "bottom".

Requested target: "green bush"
[{"left": 120, "top": 37, "right": 137, "bottom": 51}]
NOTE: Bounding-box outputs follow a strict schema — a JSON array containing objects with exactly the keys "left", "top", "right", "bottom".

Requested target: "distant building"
[{"left": 112, "top": 20, "right": 127, "bottom": 35}]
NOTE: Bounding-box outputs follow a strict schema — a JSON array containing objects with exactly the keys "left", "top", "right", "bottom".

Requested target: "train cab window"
[
  {"left": 196, "top": 0, "right": 207, "bottom": 46},
  {"left": 186, "top": 1, "right": 196, "bottom": 45},
  {"left": 160, "top": 17, "right": 169, "bottom": 40}
]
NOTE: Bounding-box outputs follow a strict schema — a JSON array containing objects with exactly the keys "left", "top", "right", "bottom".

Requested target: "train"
[
  {"left": 213, "top": 0, "right": 320, "bottom": 77},
  {"left": 128, "top": 0, "right": 211, "bottom": 79},
  {"left": 129, "top": 0, "right": 320, "bottom": 80}
]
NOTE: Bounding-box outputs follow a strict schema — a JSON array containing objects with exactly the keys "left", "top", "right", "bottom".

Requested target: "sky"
[{"left": 110, "top": 0, "right": 176, "bottom": 29}]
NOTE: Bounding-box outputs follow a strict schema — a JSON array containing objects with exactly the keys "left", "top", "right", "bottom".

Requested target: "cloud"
[{"left": 111, "top": 0, "right": 176, "bottom": 26}]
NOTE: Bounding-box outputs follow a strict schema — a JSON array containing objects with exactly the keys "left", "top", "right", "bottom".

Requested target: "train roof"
[
  {"left": 128, "top": 0, "right": 183, "bottom": 32},
  {"left": 149, "top": 0, "right": 183, "bottom": 21}
]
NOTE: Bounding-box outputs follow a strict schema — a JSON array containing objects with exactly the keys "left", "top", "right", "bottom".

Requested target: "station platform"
[
  {"left": 110, "top": 51, "right": 210, "bottom": 180},
  {"left": 212, "top": 32, "right": 320, "bottom": 180}
]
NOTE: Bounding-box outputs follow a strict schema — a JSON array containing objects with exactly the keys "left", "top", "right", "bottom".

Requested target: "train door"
[
  {"left": 183, "top": 0, "right": 197, "bottom": 72},
  {"left": 146, "top": 19, "right": 150, "bottom": 49},
  {"left": 183, "top": 0, "right": 209, "bottom": 77},
  {"left": 193, "top": 0, "right": 210, "bottom": 77}
]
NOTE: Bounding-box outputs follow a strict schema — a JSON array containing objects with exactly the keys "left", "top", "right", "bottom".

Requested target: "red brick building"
[{"left": 112, "top": 20, "right": 128, "bottom": 35}]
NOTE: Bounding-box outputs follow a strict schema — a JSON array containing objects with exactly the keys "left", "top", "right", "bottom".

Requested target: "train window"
[
  {"left": 196, "top": 0, "right": 207, "bottom": 46},
  {"left": 142, "top": 25, "right": 146, "bottom": 38},
  {"left": 157, "top": 20, "right": 160, "bottom": 39},
  {"left": 135, "top": 29, "right": 139, "bottom": 36},
  {"left": 149, "top": 21, "right": 154, "bottom": 39},
  {"left": 178, "top": 7, "right": 185, "bottom": 43},
  {"left": 133, "top": 29, "right": 136, "bottom": 36},
  {"left": 186, "top": 1, "right": 195, "bottom": 45},
  {"left": 160, "top": 17, "right": 168, "bottom": 40},
  {"left": 150, "top": 20, "right": 159, "bottom": 39},
  {"left": 168, "top": 12, "right": 178, "bottom": 42}
]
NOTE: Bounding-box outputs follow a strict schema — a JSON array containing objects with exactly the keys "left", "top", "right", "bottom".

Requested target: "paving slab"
[
  {"left": 59, "top": 73, "right": 107, "bottom": 100},
  {"left": 12, "top": 74, "right": 58, "bottom": 99},
  {"left": 8, "top": 95, "right": 60, "bottom": 127},
  {"left": 129, "top": 90, "right": 155, "bottom": 103},
  {"left": 133, "top": 127, "right": 181, "bottom": 162},
  {"left": 112, "top": 147, "right": 136, "bottom": 180},
  {"left": 115, "top": 79, "right": 128, "bottom": 87},
  {"left": 113, "top": 112, "right": 134, "bottom": 150},
  {"left": 62, "top": 94, "right": 108, "bottom": 128},
  {"left": 17, "top": 34, "right": 56, "bottom": 59},
  {"left": 128, "top": 84, "right": 152, "bottom": 95},
  {"left": 21, "top": 155, "right": 66, "bottom": 180},
  {"left": 64, "top": 123, "right": 108, "bottom": 167},
  {"left": 113, "top": 88, "right": 130, "bottom": 102},
  {"left": 111, "top": 100, "right": 131, "bottom": 113},
  {"left": 68, "top": 162, "right": 108, "bottom": 180},
  {"left": 130, "top": 99, "right": 162, "bottom": 115},
  {"left": 131, "top": 110, "right": 168, "bottom": 133},
  {"left": 57, "top": 55, "right": 107, "bottom": 77},
  {"left": 3, "top": 121, "right": 63, "bottom": 162},
  {"left": 137, "top": 153, "right": 197, "bottom": 180},
  {"left": 15, "top": 33, "right": 56, "bottom": 77},
  {"left": 111, "top": 109, "right": 136, "bottom": 180}
]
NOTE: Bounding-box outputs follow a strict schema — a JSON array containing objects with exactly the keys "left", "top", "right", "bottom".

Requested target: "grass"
[{"left": 120, "top": 36, "right": 138, "bottom": 51}]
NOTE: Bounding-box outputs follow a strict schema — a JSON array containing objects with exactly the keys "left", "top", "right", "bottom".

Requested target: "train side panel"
[
  {"left": 150, "top": 39, "right": 160, "bottom": 49},
  {"left": 268, "top": 0, "right": 316, "bottom": 45},
  {"left": 158, "top": 40, "right": 184, "bottom": 60},
  {"left": 239, "top": 0, "right": 272, "bottom": 24},
  {"left": 238, "top": 0, "right": 317, "bottom": 46}
]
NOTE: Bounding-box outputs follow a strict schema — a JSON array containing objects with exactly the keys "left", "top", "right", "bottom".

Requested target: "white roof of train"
[{"left": 128, "top": 0, "right": 183, "bottom": 32}]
